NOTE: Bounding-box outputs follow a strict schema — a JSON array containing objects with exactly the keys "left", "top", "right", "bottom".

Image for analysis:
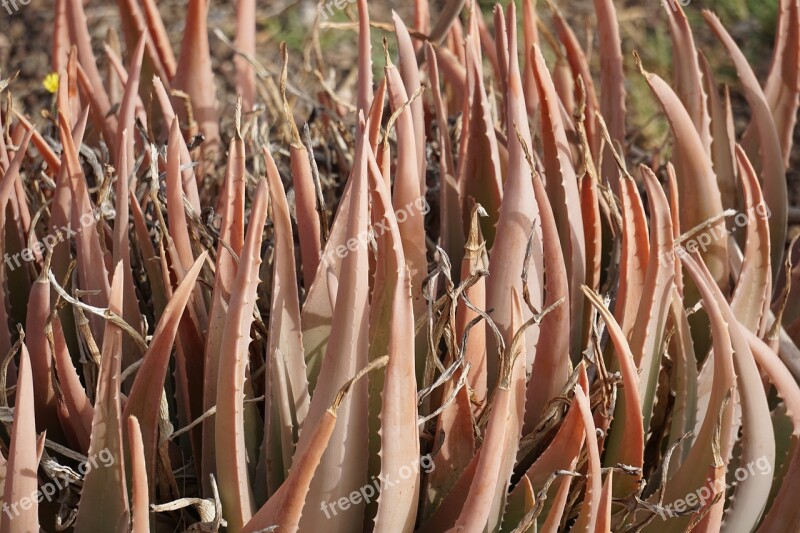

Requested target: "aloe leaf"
[
  {"left": 646, "top": 253, "right": 737, "bottom": 533},
  {"left": 473, "top": 12, "right": 500, "bottom": 87},
  {"left": 12, "top": 111, "right": 61, "bottom": 173},
  {"left": 166, "top": 119, "right": 208, "bottom": 361},
  {"left": 244, "top": 409, "right": 338, "bottom": 533},
  {"left": 638, "top": 60, "right": 729, "bottom": 290},
  {"left": 665, "top": 164, "right": 684, "bottom": 295},
  {"left": 614, "top": 176, "right": 649, "bottom": 338},
  {"left": 429, "top": 44, "right": 467, "bottom": 109},
  {"left": 699, "top": 53, "right": 738, "bottom": 214},
  {"left": 704, "top": 10, "right": 788, "bottom": 284},
  {"left": 172, "top": 0, "right": 220, "bottom": 153},
  {"left": 123, "top": 253, "right": 206, "bottom": 493},
  {"left": 14, "top": 137, "right": 58, "bottom": 438},
  {"left": 64, "top": 0, "right": 117, "bottom": 146},
  {"left": 164, "top": 127, "right": 207, "bottom": 456},
  {"left": 572, "top": 384, "right": 602, "bottom": 532},
  {"left": 662, "top": 0, "right": 712, "bottom": 153},
  {"left": 261, "top": 147, "right": 311, "bottom": 481},
  {"left": 492, "top": 5, "right": 508, "bottom": 118},
  {"left": 215, "top": 180, "right": 268, "bottom": 531},
  {"left": 166, "top": 120, "right": 198, "bottom": 277},
  {"left": 486, "top": 1, "right": 542, "bottom": 387},
  {"left": 294, "top": 128, "right": 371, "bottom": 532},
  {"left": 585, "top": 285, "right": 644, "bottom": 498},
  {"left": 393, "top": 12, "right": 426, "bottom": 188},
  {"left": 368, "top": 78, "right": 386, "bottom": 154},
  {"left": 414, "top": 0, "right": 431, "bottom": 39},
  {"left": 115, "top": 0, "right": 171, "bottom": 98},
  {"left": 425, "top": 208, "right": 484, "bottom": 510},
  {"left": 151, "top": 77, "right": 201, "bottom": 212},
  {"left": 64, "top": 50, "right": 81, "bottom": 128},
  {"left": 514, "top": 381, "right": 586, "bottom": 529},
  {"left": 234, "top": 0, "right": 256, "bottom": 109},
  {"left": 457, "top": 32, "right": 503, "bottom": 249},
  {"left": 744, "top": 327, "right": 800, "bottom": 532},
  {"left": 730, "top": 146, "right": 772, "bottom": 334},
  {"left": 426, "top": 43, "right": 465, "bottom": 268},
  {"left": 689, "top": 254, "right": 774, "bottom": 532},
  {"left": 53, "top": 0, "right": 69, "bottom": 72},
  {"left": 0, "top": 131, "right": 32, "bottom": 365},
  {"left": 384, "top": 51, "right": 427, "bottom": 297},
  {"left": 74, "top": 265, "right": 130, "bottom": 533},
  {"left": 356, "top": 0, "right": 373, "bottom": 116},
  {"left": 289, "top": 136, "right": 322, "bottom": 291},
  {"left": 201, "top": 136, "right": 243, "bottom": 495},
  {"left": 59, "top": 111, "right": 111, "bottom": 342},
  {"left": 763, "top": 0, "right": 800, "bottom": 166},
  {"left": 630, "top": 166, "right": 675, "bottom": 433},
  {"left": 452, "top": 382, "right": 513, "bottom": 531},
  {"left": 52, "top": 312, "right": 94, "bottom": 453},
  {"left": 244, "top": 358, "right": 386, "bottom": 533},
  {"left": 0, "top": 448, "right": 5, "bottom": 502},
  {"left": 452, "top": 289, "right": 527, "bottom": 532},
  {"left": 362, "top": 138, "right": 422, "bottom": 531},
  {"left": 385, "top": 49, "right": 429, "bottom": 381},
  {"left": 524, "top": 163, "right": 570, "bottom": 431},
  {"left": 666, "top": 289, "right": 698, "bottom": 473},
  {"left": 520, "top": 0, "right": 540, "bottom": 115},
  {"left": 501, "top": 475, "right": 535, "bottom": 533},
  {"left": 549, "top": 2, "right": 600, "bottom": 159},
  {"left": 115, "top": 36, "right": 145, "bottom": 172},
  {"left": 127, "top": 416, "right": 150, "bottom": 533},
  {"left": 596, "top": 470, "right": 613, "bottom": 533},
  {"left": 26, "top": 260, "right": 62, "bottom": 438},
  {"left": 531, "top": 44, "right": 586, "bottom": 357},
  {"left": 300, "top": 153, "right": 355, "bottom": 392},
  {"left": 114, "top": 44, "right": 147, "bottom": 375},
  {"left": 458, "top": 29, "right": 503, "bottom": 237},
  {"left": 592, "top": 0, "right": 625, "bottom": 188},
  {"left": 139, "top": 0, "right": 176, "bottom": 78},
  {"left": 105, "top": 45, "right": 148, "bottom": 129},
  {"left": 0, "top": 344, "right": 40, "bottom": 533}
]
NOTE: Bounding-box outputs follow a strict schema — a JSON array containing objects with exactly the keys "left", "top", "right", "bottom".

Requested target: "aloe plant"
[{"left": 0, "top": 0, "right": 799, "bottom": 532}]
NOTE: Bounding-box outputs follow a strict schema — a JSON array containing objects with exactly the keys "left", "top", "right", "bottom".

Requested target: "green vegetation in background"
[
  {"left": 267, "top": 2, "right": 398, "bottom": 79},
  {"left": 629, "top": 0, "right": 779, "bottom": 148},
  {"left": 267, "top": 0, "right": 779, "bottom": 150}
]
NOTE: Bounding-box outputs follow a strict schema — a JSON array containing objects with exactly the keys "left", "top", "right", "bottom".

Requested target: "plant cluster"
[{"left": 0, "top": 0, "right": 799, "bottom": 532}]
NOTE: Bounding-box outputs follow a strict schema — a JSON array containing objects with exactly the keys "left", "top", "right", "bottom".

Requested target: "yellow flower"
[{"left": 43, "top": 73, "right": 59, "bottom": 94}]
